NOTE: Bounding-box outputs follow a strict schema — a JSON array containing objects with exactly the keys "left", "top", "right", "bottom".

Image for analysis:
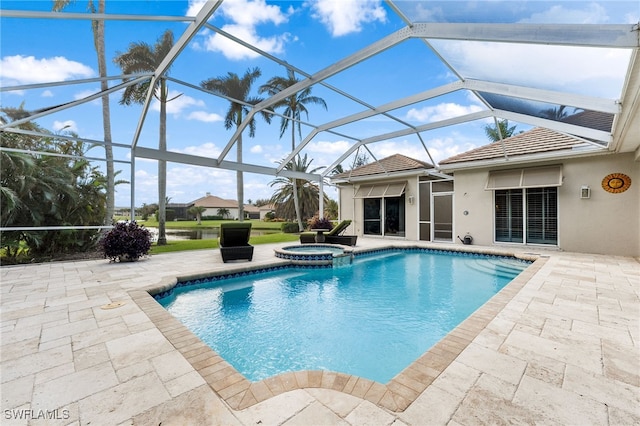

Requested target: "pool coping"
[{"left": 130, "top": 245, "right": 546, "bottom": 412}]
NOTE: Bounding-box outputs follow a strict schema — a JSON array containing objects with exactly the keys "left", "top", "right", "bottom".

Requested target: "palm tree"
[
  {"left": 201, "top": 67, "right": 271, "bottom": 222},
  {"left": 541, "top": 105, "right": 571, "bottom": 121},
  {"left": 52, "top": 0, "right": 115, "bottom": 226},
  {"left": 113, "top": 29, "right": 177, "bottom": 245},
  {"left": 217, "top": 207, "right": 230, "bottom": 219},
  {"left": 484, "top": 119, "right": 518, "bottom": 142},
  {"left": 269, "top": 154, "right": 328, "bottom": 222},
  {"left": 187, "top": 206, "right": 207, "bottom": 224},
  {"left": 259, "top": 69, "right": 327, "bottom": 231}
]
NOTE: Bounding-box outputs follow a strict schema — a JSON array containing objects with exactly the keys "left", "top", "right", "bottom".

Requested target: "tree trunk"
[
  {"left": 157, "top": 81, "right": 167, "bottom": 245},
  {"left": 94, "top": 0, "right": 115, "bottom": 225},
  {"left": 291, "top": 125, "right": 303, "bottom": 231}
]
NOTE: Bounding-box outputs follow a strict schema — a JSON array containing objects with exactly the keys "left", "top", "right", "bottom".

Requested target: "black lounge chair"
[
  {"left": 300, "top": 220, "right": 357, "bottom": 246},
  {"left": 219, "top": 222, "right": 254, "bottom": 263}
]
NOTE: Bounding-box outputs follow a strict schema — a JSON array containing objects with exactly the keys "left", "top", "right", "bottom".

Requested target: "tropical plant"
[
  {"left": 1, "top": 106, "right": 107, "bottom": 261},
  {"left": 541, "top": 105, "right": 571, "bottom": 121},
  {"left": 484, "top": 119, "right": 518, "bottom": 142},
  {"left": 307, "top": 214, "right": 333, "bottom": 230},
  {"left": 187, "top": 206, "right": 207, "bottom": 224},
  {"left": 114, "top": 29, "right": 178, "bottom": 245},
  {"left": 269, "top": 154, "right": 328, "bottom": 222},
  {"left": 53, "top": 0, "right": 115, "bottom": 226},
  {"left": 201, "top": 67, "right": 271, "bottom": 223},
  {"left": 99, "top": 221, "right": 152, "bottom": 261},
  {"left": 324, "top": 199, "right": 339, "bottom": 219},
  {"left": 259, "top": 69, "right": 327, "bottom": 231},
  {"left": 216, "top": 207, "right": 230, "bottom": 219},
  {"left": 331, "top": 152, "right": 369, "bottom": 175}
]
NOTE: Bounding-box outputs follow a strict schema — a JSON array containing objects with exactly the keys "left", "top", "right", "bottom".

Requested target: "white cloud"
[
  {"left": 73, "top": 88, "right": 102, "bottom": 106},
  {"left": 431, "top": 40, "right": 630, "bottom": 98},
  {"left": 173, "top": 142, "right": 222, "bottom": 158},
  {"left": 0, "top": 55, "right": 94, "bottom": 85},
  {"left": 186, "top": 0, "right": 207, "bottom": 17},
  {"left": 186, "top": 110, "right": 224, "bottom": 122},
  {"left": 202, "top": 25, "right": 291, "bottom": 60},
  {"left": 364, "top": 134, "right": 479, "bottom": 165},
  {"left": 310, "top": 0, "right": 386, "bottom": 37},
  {"left": 192, "top": 0, "right": 292, "bottom": 60},
  {"left": 519, "top": 3, "right": 609, "bottom": 24},
  {"left": 41, "top": 90, "right": 54, "bottom": 98},
  {"left": 423, "top": 135, "right": 479, "bottom": 164},
  {"left": 166, "top": 165, "right": 234, "bottom": 194},
  {"left": 250, "top": 145, "right": 263, "bottom": 153},
  {"left": 52, "top": 120, "right": 78, "bottom": 133},
  {"left": 306, "top": 140, "right": 352, "bottom": 154},
  {"left": 220, "top": 0, "right": 288, "bottom": 26},
  {"left": 406, "top": 103, "right": 484, "bottom": 123},
  {"left": 150, "top": 91, "right": 205, "bottom": 116}
]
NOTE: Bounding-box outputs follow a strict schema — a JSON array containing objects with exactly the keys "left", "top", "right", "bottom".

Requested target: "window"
[
  {"left": 358, "top": 182, "right": 406, "bottom": 237},
  {"left": 495, "top": 187, "right": 557, "bottom": 245},
  {"left": 363, "top": 198, "right": 381, "bottom": 235}
]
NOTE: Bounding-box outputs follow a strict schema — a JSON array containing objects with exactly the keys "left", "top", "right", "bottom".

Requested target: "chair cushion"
[{"left": 219, "top": 222, "right": 252, "bottom": 247}]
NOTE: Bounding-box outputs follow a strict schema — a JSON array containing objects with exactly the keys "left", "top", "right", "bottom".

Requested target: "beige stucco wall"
[
  {"left": 451, "top": 152, "right": 639, "bottom": 257},
  {"left": 337, "top": 176, "right": 421, "bottom": 239}
]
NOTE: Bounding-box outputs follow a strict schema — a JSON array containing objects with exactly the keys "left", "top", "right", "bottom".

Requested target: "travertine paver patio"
[{"left": 1, "top": 238, "right": 638, "bottom": 425}]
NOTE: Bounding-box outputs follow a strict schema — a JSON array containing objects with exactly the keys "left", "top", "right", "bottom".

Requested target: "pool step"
[
  {"left": 353, "top": 251, "right": 404, "bottom": 264},
  {"left": 466, "top": 258, "right": 529, "bottom": 279}
]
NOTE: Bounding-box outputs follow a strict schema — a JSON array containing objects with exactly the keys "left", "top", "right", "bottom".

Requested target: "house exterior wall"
[
  {"left": 451, "top": 152, "right": 639, "bottom": 256},
  {"left": 202, "top": 207, "right": 240, "bottom": 220},
  {"left": 337, "top": 176, "right": 421, "bottom": 239}
]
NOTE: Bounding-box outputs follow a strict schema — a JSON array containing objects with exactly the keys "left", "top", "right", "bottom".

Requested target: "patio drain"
[{"left": 101, "top": 301, "right": 126, "bottom": 310}]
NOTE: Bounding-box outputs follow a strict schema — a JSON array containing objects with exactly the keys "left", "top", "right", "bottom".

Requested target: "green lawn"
[
  {"left": 135, "top": 218, "right": 285, "bottom": 231},
  {"left": 150, "top": 231, "right": 299, "bottom": 255}
]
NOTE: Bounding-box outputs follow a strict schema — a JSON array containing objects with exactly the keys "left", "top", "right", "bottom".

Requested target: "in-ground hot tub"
[{"left": 274, "top": 244, "right": 354, "bottom": 266}]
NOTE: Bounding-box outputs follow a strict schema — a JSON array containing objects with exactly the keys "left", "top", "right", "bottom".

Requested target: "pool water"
[{"left": 158, "top": 250, "right": 529, "bottom": 383}]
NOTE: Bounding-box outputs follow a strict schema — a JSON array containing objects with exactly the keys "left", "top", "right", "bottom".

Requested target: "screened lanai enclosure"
[{"left": 1, "top": 1, "right": 639, "bottom": 234}]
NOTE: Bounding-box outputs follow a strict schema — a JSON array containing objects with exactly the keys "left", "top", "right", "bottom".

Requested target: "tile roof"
[
  {"left": 561, "top": 110, "right": 614, "bottom": 132},
  {"left": 439, "top": 127, "right": 584, "bottom": 165},
  {"left": 332, "top": 154, "right": 434, "bottom": 179},
  {"left": 192, "top": 195, "right": 238, "bottom": 208}
]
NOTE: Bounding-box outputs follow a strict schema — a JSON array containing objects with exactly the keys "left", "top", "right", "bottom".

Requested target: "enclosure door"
[{"left": 433, "top": 194, "right": 453, "bottom": 241}]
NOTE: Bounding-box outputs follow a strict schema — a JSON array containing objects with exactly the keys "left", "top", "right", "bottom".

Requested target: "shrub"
[
  {"left": 306, "top": 215, "right": 333, "bottom": 230},
  {"left": 281, "top": 222, "right": 300, "bottom": 233},
  {"left": 100, "top": 221, "right": 152, "bottom": 262}
]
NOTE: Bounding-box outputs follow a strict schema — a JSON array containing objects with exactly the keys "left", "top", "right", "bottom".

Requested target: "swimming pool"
[{"left": 157, "top": 249, "right": 529, "bottom": 384}]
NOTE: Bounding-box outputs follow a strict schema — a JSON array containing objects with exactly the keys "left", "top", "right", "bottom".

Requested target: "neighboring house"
[
  {"left": 168, "top": 193, "right": 264, "bottom": 220},
  {"left": 165, "top": 202, "right": 190, "bottom": 220},
  {"left": 189, "top": 193, "right": 241, "bottom": 220},
  {"left": 331, "top": 154, "right": 453, "bottom": 240},
  {"left": 438, "top": 127, "right": 638, "bottom": 256},
  {"left": 257, "top": 204, "right": 277, "bottom": 221}
]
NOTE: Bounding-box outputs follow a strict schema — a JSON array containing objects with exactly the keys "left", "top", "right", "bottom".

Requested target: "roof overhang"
[
  {"left": 331, "top": 168, "right": 436, "bottom": 185},
  {"left": 438, "top": 145, "right": 612, "bottom": 172}
]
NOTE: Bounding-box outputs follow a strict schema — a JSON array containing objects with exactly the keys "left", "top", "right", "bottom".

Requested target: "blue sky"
[{"left": 1, "top": 0, "right": 637, "bottom": 207}]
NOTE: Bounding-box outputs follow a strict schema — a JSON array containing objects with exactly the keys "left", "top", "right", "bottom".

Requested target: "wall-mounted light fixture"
[
  {"left": 408, "top": 195, "right": 414, "bottom": 205},
  {"left": 580, "top": 185, "right": 591, "bottom": 199}
]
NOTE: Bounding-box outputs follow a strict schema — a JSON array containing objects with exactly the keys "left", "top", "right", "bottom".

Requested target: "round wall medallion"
[{"left": 601, "top": 173, "right": 631, "bottom": 194}]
